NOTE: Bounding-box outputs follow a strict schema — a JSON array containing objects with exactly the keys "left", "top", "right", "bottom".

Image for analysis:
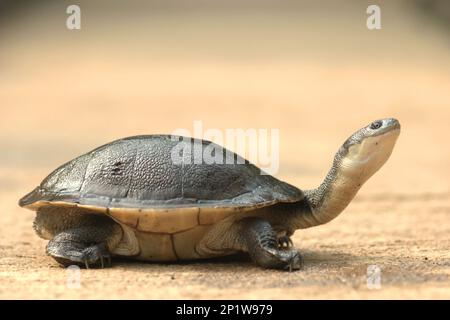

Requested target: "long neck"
[
  {"left": 291, "top": 125, "right": 400, "bottom": 229},
  {"left": 295, "top": 154, "right": 366, "bottom": 229}
]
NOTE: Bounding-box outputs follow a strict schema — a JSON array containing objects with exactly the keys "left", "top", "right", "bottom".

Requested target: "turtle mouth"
[
  {"left": 340, "top": 118, "right": 401, "bottom": 156},
  {"left": 371, "top": 118, "right": 401, "bottom": 137},
  {"left": 342, "top": 124, "right": 400, "bottom": 174}
]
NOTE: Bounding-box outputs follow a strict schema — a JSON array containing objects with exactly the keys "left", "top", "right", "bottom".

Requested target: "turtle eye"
[{"left": 370, "top": 121, "right": 382, "bottom": 130}]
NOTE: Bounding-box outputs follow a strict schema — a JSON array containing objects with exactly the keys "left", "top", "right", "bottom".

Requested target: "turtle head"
[
  {"left": 299, "top": 118, "right": 400, "bottom": 228},
  {"left": 338, "top": 118, "right": 401, "bottom": 181}
]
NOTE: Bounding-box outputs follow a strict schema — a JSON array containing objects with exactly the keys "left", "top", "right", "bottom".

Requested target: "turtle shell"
[{"left": 19, "top": 135, "right": 304, "bottom": 232}]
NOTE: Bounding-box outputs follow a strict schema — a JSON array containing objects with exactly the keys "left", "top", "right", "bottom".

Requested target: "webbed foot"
[
  {"left": 46, "top": 227, "right": 114, "bottom": 269},
  {"left": 240, "top": 218, "right": 304, "bottom": 271}
]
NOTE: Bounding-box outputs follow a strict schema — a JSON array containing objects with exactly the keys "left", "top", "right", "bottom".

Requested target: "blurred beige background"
[{"left": 0, "top": 0, "right": 449, "bottom": 299}]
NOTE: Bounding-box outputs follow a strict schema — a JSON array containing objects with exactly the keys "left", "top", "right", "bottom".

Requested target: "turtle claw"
[
  {"left": 283, "top": 251, "right": 304, "bottom": 272},
  {"left": 79, "top": 243, "right": 111, "bottom": 269},
  {"left": 278, "top": 236, "right": 294, "bottom": 249}
]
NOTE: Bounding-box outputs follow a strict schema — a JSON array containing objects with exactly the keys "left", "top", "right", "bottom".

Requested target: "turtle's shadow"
[
  {"left": 112, "top": 252, "right": 252, "bottom": 268},
  {"left": 112, "top": 249, "right": 358, "bottom": 271}
]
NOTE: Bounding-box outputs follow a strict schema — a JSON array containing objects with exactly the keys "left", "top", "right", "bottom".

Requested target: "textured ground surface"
[
  {"left": 0, "top": 1, "right": 449, "bottom": 299},
  {"left": 1, "top": 188, "right": 450, "bottom": 299}
]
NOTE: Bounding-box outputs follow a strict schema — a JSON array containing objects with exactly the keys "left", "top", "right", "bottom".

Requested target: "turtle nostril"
[{"left": 370, "top": 121, "right": 382, "bottom": 130}]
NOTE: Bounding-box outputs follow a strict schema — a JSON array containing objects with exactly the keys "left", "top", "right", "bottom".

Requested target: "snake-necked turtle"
[{"left": 19, "top": 118, "right": 400, "bottom": 270}]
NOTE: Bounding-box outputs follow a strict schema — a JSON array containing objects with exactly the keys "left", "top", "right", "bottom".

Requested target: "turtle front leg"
[
  {"left": 46, "top": 223, "right": 122, "bottom": 268},
  {"left": 238, "top": 218, "right": 303, "bottom": 271}
]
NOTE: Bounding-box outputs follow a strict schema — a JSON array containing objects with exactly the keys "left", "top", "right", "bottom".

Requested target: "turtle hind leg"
[
  {"left": 46, "top": 222, "right": 122, "bottom": 269},
  {"left": 238, "top": 218, "right": 303, "bottom": 271}
]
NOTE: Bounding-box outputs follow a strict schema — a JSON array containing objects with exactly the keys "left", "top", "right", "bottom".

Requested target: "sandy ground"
[
  {"left": 1, "top": 187, "right": 450, "bottom": 299},
  {"left": 0, "top": 1, "right": 449, "bottom": 299}
]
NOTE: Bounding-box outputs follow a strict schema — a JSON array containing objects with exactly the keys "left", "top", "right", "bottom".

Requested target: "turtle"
[{"left": 19, "top": 118, "right": 400, "bottom": 271}]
